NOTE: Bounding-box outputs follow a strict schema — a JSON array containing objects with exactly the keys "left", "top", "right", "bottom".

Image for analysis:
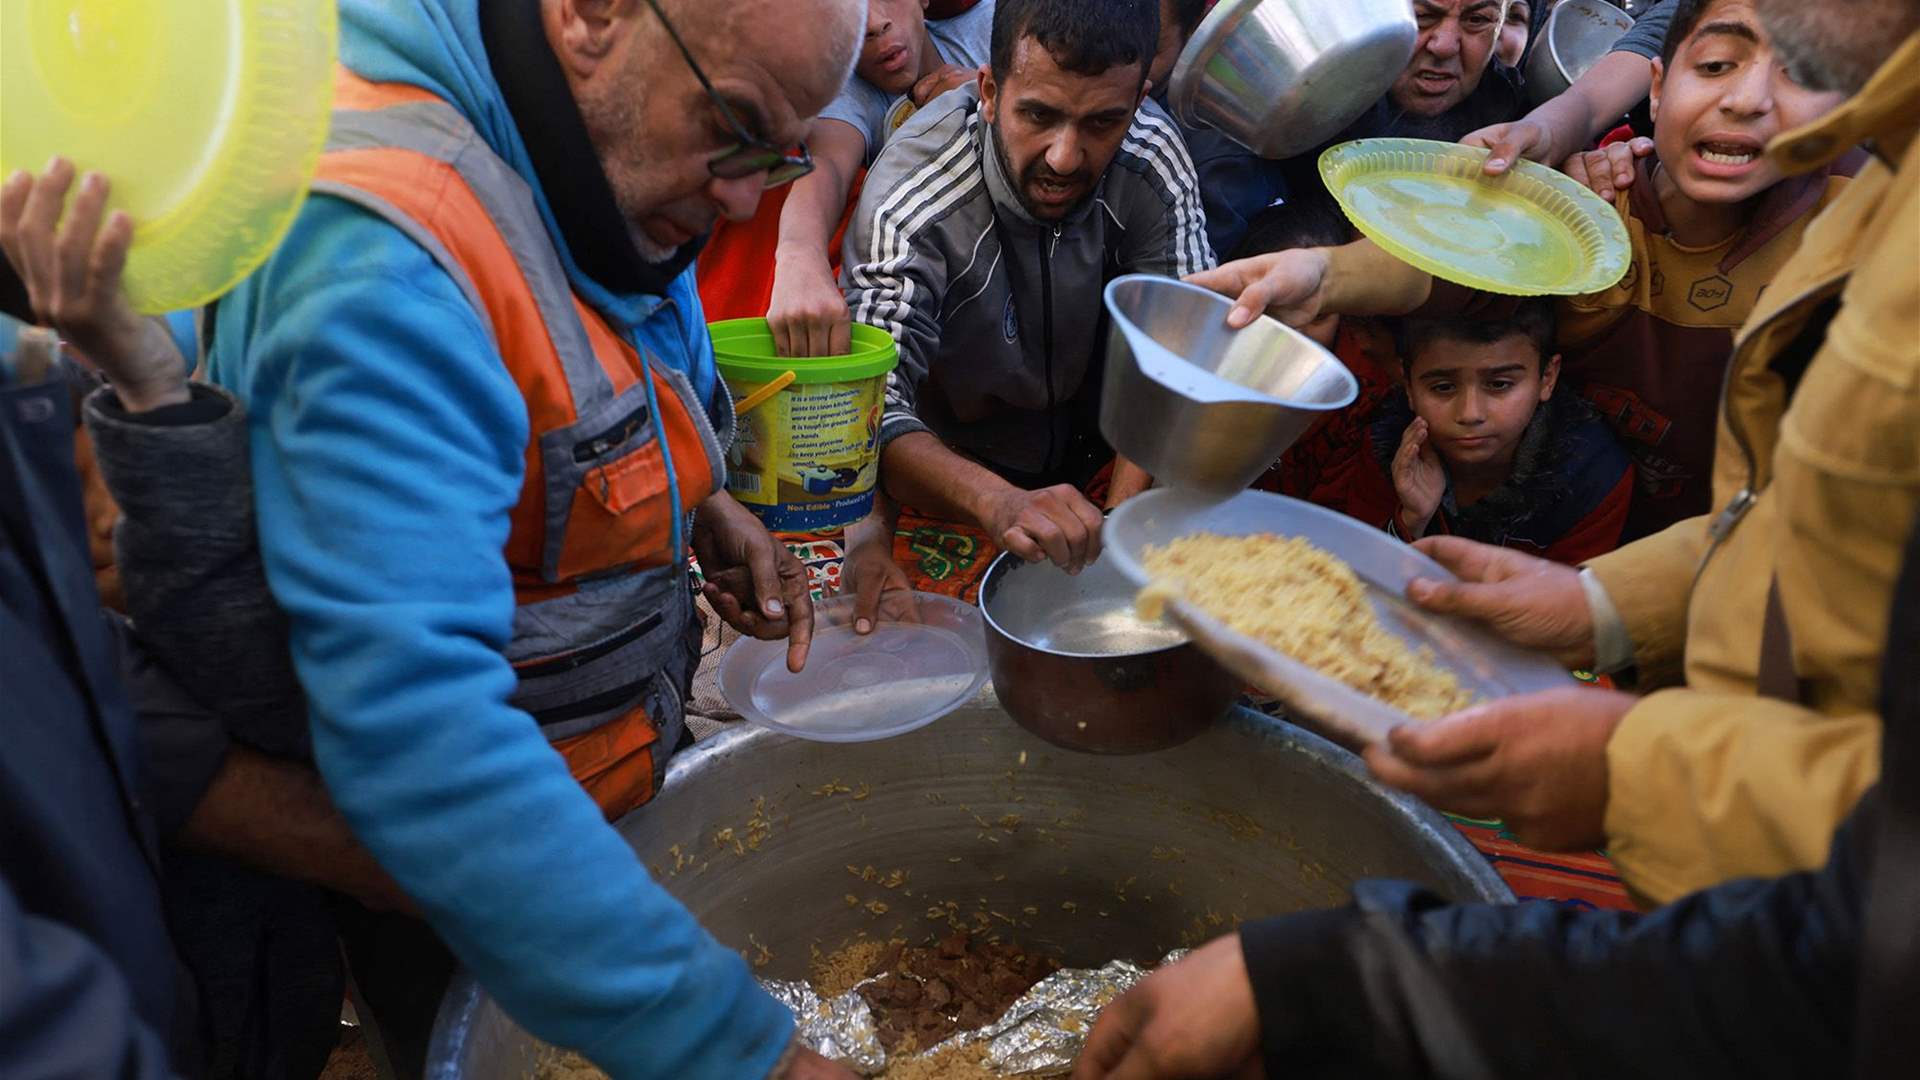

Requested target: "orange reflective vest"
[{"left": 311, "top": 70, "right": 728, "bottom": 819}]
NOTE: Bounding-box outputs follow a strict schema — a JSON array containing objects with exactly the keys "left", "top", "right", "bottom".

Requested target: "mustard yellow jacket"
[{"left": 1586, "top": 34, "right": 1920, "bottom": 904}]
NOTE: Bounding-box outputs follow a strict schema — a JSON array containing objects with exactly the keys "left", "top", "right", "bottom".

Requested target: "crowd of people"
[{"left": 1, "top": 0, "right": 1914, "bottom": 1078}]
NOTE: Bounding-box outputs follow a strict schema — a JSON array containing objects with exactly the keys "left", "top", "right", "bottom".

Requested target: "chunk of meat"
[{"left": 851, "top": 930, "right": 1060, "bottom": 1052}]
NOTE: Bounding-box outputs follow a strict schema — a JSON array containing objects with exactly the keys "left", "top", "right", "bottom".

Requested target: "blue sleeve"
[
  {"left": 162, "top": 311, "right": 197, "bottom": 376},
  {"left": 0, "top": 878, "right": 177, "bottom": 1080},
  {"left": 207, "top": 199, "right": 792, "bottom": 1079},
  {"left": 1610, "top": 0, "right": 1673, "bottom": 59}
]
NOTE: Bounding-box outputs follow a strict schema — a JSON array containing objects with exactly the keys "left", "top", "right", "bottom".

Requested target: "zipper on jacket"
[
  {"left": 1693, "top": 279, "right": 1846, "bottom": 583},
  {"left": 513, "top": 608, "right": 665, "bottom": 680},
  {"left": 1038, "top": 227, "right": 1059, "bottom": 477}
]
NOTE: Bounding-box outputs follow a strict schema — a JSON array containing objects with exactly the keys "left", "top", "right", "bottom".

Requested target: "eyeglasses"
[{"left": 643, "top": 0, "right": 815, "bottom": 188}]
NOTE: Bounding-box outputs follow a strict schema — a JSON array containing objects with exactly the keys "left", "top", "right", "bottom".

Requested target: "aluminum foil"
[
  {"left": 768, "top": 950, "right": 1186, "bottom": 1076},
  {"left": 760, "top": 979, "right": 888, "bottom": 1076}
]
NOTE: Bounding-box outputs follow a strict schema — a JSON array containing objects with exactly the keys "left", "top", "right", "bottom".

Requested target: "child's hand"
[
  {"left": 1562, "top": 138, "right": 1654, "bottom": 204},
  {"left": 911, "top": 63, "right": 978, "bottom": 107},
  {"left": 0, "top": 160, "right": 187, "bottom": 410},
  {"left": 1392, "top": 417, "right": 1445, "bottom": 538}
]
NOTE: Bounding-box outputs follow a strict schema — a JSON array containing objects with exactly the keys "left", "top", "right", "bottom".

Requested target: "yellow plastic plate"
[
  {"left": 2, "top": 0, "right": 338, "bottom": 314},
  {"left": 1319, "top": 138, "right": 1631, "bottom": 297}
]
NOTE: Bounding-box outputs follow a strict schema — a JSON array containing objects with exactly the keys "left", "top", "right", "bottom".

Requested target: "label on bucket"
[{"left": 726, "top": 375, "right": 884, "bottom": 532}]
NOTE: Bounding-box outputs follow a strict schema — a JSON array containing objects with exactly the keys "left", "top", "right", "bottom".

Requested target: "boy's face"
[
  {"left": 1406, "top": 333, "right": 1558, "bottom": 469},
  {"left": 858, "top": 0, "right": 933, "bottom": 95},
  {"left": 1649, "top": 0, "right": 1847, "bottom": 206}
]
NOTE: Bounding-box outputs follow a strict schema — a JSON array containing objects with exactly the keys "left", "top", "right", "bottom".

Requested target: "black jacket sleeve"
[{"left": 1241, "top": 793, "right": 1873, "bottom": 1080}]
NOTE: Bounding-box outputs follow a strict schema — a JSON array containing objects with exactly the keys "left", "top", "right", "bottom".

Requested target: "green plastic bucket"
[{"left": 710, "top": 318, "right": 899, "bottom": 533}]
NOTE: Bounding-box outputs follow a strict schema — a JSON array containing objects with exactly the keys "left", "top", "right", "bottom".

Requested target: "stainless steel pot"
[
  {"left": 979, "top": 551, "right": 1240, "bottom": 753},
  {"left": 1527, "top": 0, "right": 1635, "bottom": 106},
  {"left": 427, "top": 702, "right": 1511, "bottom": 1079},
  {"left": 1101, "top": 275, "right": 1357, "bottom": 494},
  {"left": 1168, "top": 0, "right": 1418, "bottom": 159}
]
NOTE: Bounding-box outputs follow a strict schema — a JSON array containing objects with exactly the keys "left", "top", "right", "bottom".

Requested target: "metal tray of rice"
[{"left": 1105, "top": 489, "right": 1571, "bottom": 747}]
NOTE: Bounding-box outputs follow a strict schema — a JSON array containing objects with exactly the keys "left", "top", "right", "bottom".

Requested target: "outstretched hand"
[
  {"left": 1074, "top": 934, "right": 1264, "bottom": 1080},
  {"left": 0, "top": 159, "right": 187, "bottom": 410},
  {"left": 1462, "top": 117, "right": 1565, "bottom": 175},
  {"left": 1183, "top": 248, "right": 1331, "bottom": 331}
]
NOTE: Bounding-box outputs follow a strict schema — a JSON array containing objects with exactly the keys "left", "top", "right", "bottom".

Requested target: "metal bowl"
[
  {"left": 979, "top": 551, "right": 1240, "bottom": 753},
  {"left": 1168, "top": 0, "right": 1418, "bottom": 160},
  {"left": 1527, "top": 0, "right": 1635, "bottom": 106},
  {"left": 1101, "top": 274, "right": 1357, "bottom": 494},
  {"left": 426, "top": 702, "right": 1513, "bottom": 1078}
]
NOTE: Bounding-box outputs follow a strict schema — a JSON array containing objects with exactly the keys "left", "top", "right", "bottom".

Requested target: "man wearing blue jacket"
[{"left": 201, "top": 1, "right": 863, "bottom": 1078}]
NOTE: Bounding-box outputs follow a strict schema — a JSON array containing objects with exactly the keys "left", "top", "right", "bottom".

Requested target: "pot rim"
[{"left": 978, "top": 549, "right": 1196, "bottom": 661}]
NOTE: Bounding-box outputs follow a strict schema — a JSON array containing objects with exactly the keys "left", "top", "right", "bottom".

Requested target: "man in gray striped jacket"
[{"left": 841, "top": 0, "right": 1212, "bottom": 573}]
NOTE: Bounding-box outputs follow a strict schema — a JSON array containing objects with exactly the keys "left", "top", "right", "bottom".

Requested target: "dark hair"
[
  {"left": 1168, "top": 0, "right": 1208, "bottom": 38},
  {"left": 1229, "top": 191, "right": 1356, "bottom": 261},
  {"left": 1660, "top": 0, "right": 1716, "bottom": 67},
  {"left": 1394, "top": 300, "right": 1557, "bottom": 372},
  {"left": 990, "top": 0, "right": 1161, "bottom": 86}
]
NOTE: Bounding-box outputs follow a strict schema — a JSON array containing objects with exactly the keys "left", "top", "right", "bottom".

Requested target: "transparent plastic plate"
[
  {"left": 718, "top": 592, "right": 989, "bottom": 742},
  {"left": 1104, "top": 489, "right": 1571, "bottom": 747}
]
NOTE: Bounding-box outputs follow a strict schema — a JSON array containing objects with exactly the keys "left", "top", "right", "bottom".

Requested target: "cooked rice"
[
  {"left": 530, "top": 1048, "right": 605, "bottom": 1080},
  {"left": 879, "top": 1040, "right": 1002, "bottom": 1078},
  {"left": 812, "top": 937, "right": 898, "bottom": 998},
  {"left": 1139, "top": 532, "right": 1475, "bottom": 720}
]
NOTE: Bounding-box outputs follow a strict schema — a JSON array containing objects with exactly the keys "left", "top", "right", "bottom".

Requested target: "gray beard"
[{"left": 626, "top": 222, "right": 679, "bottom": 264}]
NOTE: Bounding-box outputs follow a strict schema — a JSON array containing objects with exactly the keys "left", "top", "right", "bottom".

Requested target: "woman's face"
[{"left": 1497, "top": 0, "right": 1532, "bottom": 68}]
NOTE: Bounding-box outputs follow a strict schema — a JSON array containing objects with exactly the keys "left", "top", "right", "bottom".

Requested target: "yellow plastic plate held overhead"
[
  {"left": 1320, "top": 137, "right": 1632, "bottom": 297},
  {"left": 2, "top": 0, "right": 338, "bottom": 314}
]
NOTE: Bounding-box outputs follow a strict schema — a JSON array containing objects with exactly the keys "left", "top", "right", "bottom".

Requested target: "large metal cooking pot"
[
  {"left": 1168, "top": 0, "right": 1418, "bottom": 160},
  {"left": 1101, "top": 274, "right": 1357, "bottom": 494},
  {"left": 1527, "top": 0, "right": 1635, "bottom": 106},
  {"left": 427, "top": 700, "right": 1511, "bottom": 1078},
  {"left": 980, "top": 551, "right": 1241, "bottom": 753}
]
